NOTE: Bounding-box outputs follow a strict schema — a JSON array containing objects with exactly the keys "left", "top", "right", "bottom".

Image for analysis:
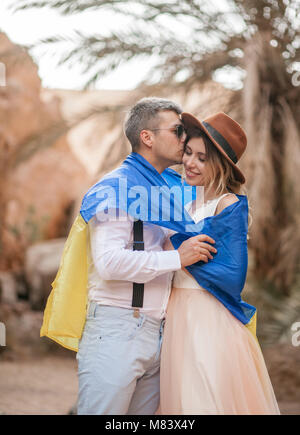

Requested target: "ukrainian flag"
[{"left": 41, "top": 152, "right": 256, "bottom": 351}]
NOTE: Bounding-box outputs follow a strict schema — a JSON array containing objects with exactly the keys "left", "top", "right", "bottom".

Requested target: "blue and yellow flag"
[{"left": 41, "top": 152, "right": 256, "bottom": 351}]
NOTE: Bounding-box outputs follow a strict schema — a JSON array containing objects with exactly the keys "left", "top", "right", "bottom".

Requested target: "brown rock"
[
  {"left": 24, "top": 238, "right": 65, "bottom": 310},
  {"left": 0, "top": 271, "right": 18, "bottom": 304},
  {"left": 0, "top": 33, "right": 90, "bottom": 271}
]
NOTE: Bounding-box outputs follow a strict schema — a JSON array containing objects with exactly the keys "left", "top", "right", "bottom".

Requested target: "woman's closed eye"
[
  {"left": 184, "top": 149, "right": 205, "bottom": 162},
  {"left": 184, "top": 146, "right": 206, "bottom": 162}
]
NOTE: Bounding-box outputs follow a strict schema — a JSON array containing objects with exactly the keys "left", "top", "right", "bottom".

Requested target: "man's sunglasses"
[{"left": 149, "top": 124, "right": 186, "bottom": 139}]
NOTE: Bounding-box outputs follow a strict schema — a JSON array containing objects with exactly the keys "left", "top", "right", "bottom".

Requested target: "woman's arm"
[{"left": 215, "top": 194, "right": 239, "bottom": 215}]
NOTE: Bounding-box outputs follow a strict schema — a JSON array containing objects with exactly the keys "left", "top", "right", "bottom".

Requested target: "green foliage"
[{"left": 9, "top": 0, "right": 300, "bottom": 89}]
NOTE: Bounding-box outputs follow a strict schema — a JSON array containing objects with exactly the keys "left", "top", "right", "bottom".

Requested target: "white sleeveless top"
[{"left": 173, "top": 193, "right": 232, "bottom": 289}]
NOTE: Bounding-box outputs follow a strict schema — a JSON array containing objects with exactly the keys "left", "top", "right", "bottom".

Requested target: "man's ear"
[{"left": 140, "top": 129, "right": 154, "bottom": 149}]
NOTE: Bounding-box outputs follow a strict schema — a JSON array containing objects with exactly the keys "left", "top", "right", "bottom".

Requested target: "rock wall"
[{"left": 0, "top": 33, "right": 89, "bottom": 273}]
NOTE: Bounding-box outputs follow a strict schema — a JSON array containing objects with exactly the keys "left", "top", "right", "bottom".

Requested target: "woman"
[{"left": 159, "top": 112, "right": 280, "bottom": 415}]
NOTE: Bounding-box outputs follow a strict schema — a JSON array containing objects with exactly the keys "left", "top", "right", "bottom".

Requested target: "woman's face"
[{"left": 182, "top": 137, "right": 208, "bottom": 186}]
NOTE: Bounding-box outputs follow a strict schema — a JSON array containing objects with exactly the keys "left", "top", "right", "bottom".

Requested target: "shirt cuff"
[{"left": 156, "top": 250, "right": 182, "bottom": 274}]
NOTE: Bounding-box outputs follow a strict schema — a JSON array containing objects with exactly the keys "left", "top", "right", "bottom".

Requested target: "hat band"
[{"left": 203, "top": 121, "right": 238, "bottom": 164}]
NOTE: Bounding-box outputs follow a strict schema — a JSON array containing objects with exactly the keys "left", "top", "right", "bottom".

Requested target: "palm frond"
[{"left": 258, "top": 281, "right": 300, "bottom": 346}]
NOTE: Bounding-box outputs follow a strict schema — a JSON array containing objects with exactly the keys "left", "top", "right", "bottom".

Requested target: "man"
[{"left": 77, "top": 97, "right": 216, "bottom": 415}]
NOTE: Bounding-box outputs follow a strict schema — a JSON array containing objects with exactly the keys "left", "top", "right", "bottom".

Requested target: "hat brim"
[{"left": 181, "top": 112, "right": 246, "bottom": 184}]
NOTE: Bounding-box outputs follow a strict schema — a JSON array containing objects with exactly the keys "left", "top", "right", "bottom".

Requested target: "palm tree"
[{"left": 8, "top": 0, "right": 300, "bottom": 294}]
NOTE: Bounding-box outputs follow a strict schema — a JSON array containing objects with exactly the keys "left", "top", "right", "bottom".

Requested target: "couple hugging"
[{"left": 41, "top": 97, "right": 280, "bottom": 415}]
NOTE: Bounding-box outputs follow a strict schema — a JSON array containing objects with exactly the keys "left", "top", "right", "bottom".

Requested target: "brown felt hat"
[{"left": 181, "top": 112, "right": 247, "bottom": 184}]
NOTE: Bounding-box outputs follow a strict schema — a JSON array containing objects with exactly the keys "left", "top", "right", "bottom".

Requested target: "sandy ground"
[
  {"left": 0, "top": 356, "right": 78, "bottom": 415},
  {"left": 0, "top": 343, "right": 299, "bottom": 415}
]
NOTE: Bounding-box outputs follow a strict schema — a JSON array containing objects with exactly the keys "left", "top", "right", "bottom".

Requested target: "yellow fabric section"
[
  {"left": 40, "top": 214, "right": 88, "bottom": 352},
  {"left": 245, "top": 312, "right": 257, "bottom": 340}
]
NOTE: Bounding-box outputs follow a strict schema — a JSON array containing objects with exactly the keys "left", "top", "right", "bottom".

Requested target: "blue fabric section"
[
  {"left": 80, "top": 152, "right": 256, "bottom": 325},
  {"left": 80, "top": 153, "right": 196, "bottom": 227}
]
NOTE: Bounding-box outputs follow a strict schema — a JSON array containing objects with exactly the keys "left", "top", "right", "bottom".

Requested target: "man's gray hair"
[{"left": 124, "top": 97, "right": 182, "bottom": 152}]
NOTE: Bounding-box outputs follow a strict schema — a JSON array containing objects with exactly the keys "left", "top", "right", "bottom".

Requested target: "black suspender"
[{"left": 132, "top": 220, "right": 144, "bottom": 309}]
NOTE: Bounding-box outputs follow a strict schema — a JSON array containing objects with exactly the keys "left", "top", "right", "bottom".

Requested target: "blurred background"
[{"left": 0, "top": 0, "right": 299, "bottom": 415}]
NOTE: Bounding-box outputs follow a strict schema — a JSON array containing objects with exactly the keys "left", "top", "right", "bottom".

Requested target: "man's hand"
[{"left": 177, "top": 234, "right": 217, "bottom": 267}]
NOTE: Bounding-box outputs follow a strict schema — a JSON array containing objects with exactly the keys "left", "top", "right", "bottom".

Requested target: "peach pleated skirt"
[{"left": 159, "top": 286, "right": 280, "bottom": 415}]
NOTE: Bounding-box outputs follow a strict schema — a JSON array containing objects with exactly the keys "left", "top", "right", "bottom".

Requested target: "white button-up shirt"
[{"left": 87, "top": 213, "right": 182, "bottom": 320}]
